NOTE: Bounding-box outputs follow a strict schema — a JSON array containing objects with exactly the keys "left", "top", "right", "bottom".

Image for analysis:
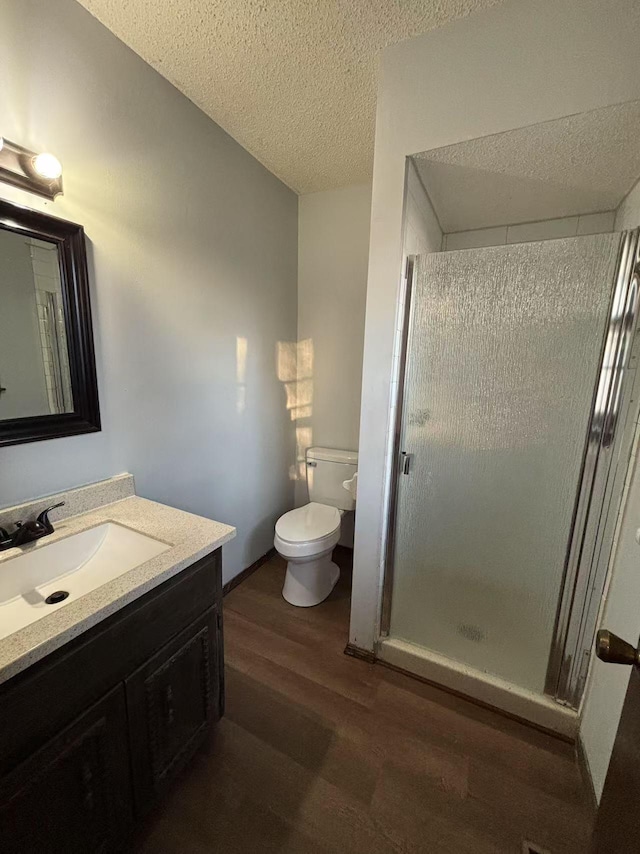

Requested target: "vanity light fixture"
[
  {"left": 0, "top": 136, "right": 63, "bottom": 199},
  {"left": 32, "top": 152, "right": 63, "bottom": 181}
]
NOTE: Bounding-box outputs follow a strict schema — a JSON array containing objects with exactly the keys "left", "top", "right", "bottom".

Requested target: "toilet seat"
[
  {"left": 276, "top": 502, "right": 341, "bottom": 542},
  {"left": 275, "top": 502, "right": 341, "bottom": 559}
]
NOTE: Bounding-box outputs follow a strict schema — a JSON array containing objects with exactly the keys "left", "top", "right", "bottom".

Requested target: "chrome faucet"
[{"left": 0, "top": 502, "right": 66, "bottom": 551}]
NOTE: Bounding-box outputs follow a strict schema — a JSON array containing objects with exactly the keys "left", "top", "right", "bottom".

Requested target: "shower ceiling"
[{"left": 412, "top": 100, "right": 640, "bottom": 232}]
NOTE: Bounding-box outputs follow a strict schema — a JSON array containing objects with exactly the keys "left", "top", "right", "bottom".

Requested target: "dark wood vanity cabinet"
[
  {"left": 0, "top": 686, "right": 132, "bottom": 854},
  {"left": 0, "top": 549, "right": 224, "bottom": 852},
  {"left": 126, "top": 607, "right": 220, "bottom": 814}
]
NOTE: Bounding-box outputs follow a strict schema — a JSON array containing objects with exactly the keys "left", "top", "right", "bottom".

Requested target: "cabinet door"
[
  {"left": 126, "top": 607, "right": 220, "bottom": 813},
  {"left": 0, "top": 686, "right": 132, "bottom": 854}
]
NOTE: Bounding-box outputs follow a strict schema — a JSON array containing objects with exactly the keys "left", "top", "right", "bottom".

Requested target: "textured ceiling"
[
  {"left": 413, "top": 100, "right": 640, "bottom": 232},
  {"left": 75, "top": 0, "right": 501, "bottom": 193}
]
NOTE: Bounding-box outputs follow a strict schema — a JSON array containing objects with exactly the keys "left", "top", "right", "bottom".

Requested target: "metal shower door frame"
[
  {"left": 380, "top": 256, "right": 416, "bottom": 637},
  {"left": 547, "top": 228, "right": 640, "bottom": 707}
]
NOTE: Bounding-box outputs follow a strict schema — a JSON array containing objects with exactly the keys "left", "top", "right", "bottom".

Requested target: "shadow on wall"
[{"left": 276, "top": 338, "right": 314, "bottom": 483}]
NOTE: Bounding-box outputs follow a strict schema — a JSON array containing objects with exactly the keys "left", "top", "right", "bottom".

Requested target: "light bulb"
[{"left": 32, "top": 152, "right": 62, "bottom": 180}]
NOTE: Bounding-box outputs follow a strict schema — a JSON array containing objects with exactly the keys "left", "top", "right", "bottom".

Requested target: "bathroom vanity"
[{"left": 0, "top": 476, "right": 235, "bottom": 853}]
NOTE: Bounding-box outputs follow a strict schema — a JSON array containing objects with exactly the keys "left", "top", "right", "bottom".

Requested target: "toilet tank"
[{"left": 306, "top": 447, "right": 358, "bottom": 511}]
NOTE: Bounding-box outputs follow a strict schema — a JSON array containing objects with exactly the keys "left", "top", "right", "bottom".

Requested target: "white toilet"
[{"left": 274, "top": 447, "right": 358, "bottom": 607}]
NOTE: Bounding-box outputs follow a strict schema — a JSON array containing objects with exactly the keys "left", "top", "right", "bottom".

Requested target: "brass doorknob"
[{"left": 596, "top": 629, "right": 640, "bottom": 666}]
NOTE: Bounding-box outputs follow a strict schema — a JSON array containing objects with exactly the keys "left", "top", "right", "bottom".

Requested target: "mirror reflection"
[{"left": 0, "top": 228, "right": 73, "bottom": 419}]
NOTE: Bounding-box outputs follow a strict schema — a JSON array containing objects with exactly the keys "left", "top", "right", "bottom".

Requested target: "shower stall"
[{"left": 380, "top": 228, "right": 640, "bottom": 722}]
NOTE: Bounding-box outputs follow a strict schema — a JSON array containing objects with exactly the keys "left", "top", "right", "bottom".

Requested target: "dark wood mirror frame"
[{"left": 0, "top": 199, "right": 100, "bottom": 447}]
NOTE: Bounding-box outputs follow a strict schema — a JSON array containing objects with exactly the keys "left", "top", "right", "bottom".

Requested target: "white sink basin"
[{"left": 0, "top": 522, "right": 170, "bottom": 640}]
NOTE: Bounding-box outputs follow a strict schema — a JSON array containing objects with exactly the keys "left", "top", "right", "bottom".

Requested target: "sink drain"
[{"left": 45, "top": 590, "right": 69, "bottom": 605}]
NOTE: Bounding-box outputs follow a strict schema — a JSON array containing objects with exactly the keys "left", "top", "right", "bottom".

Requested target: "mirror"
[
  {"left": 0, "top": 200, "right": 100, "bottom": 446},
  {"left": 0, "top": 232, "right": 73, "bottom": 418}
]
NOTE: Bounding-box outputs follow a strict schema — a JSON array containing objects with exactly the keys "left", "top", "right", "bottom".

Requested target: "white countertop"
[{"left": 0, "top": 496, "right": 235, "bottom": 686}]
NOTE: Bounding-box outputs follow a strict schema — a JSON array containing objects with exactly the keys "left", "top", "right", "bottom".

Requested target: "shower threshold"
[{"left": 378, "top": 636, "right": 577, "bottom": 739}]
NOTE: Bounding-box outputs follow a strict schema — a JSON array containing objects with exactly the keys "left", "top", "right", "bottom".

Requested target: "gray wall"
[
  {"left": 295, "top": 184, "right": 371, "bottom": 504},
  {"left": 0, "top": 0, "right": 298, "bottom": 583}
]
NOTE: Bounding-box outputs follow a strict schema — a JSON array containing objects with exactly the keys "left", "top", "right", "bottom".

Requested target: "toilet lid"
[{"left": 276, "top": 502, "right": 341, "bottom": 543}]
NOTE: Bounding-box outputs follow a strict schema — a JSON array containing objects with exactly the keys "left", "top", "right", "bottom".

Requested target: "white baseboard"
[{"left": 378, "top": 636, "right": 578, "bottom": 739}]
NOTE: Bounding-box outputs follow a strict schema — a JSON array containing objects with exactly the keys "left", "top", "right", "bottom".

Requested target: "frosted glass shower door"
[{"left": 389, "top": 234, "right": 621, "bottom": 694}]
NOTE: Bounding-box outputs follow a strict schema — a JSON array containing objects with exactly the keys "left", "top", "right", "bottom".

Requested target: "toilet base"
[{"left": 282, "top": 554, "right": 340, "bottom": 607}]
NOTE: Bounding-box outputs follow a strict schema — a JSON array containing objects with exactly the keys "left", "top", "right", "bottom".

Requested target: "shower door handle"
[{"left": 400, "top": 452, "right": 413, "bottom": 475}]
